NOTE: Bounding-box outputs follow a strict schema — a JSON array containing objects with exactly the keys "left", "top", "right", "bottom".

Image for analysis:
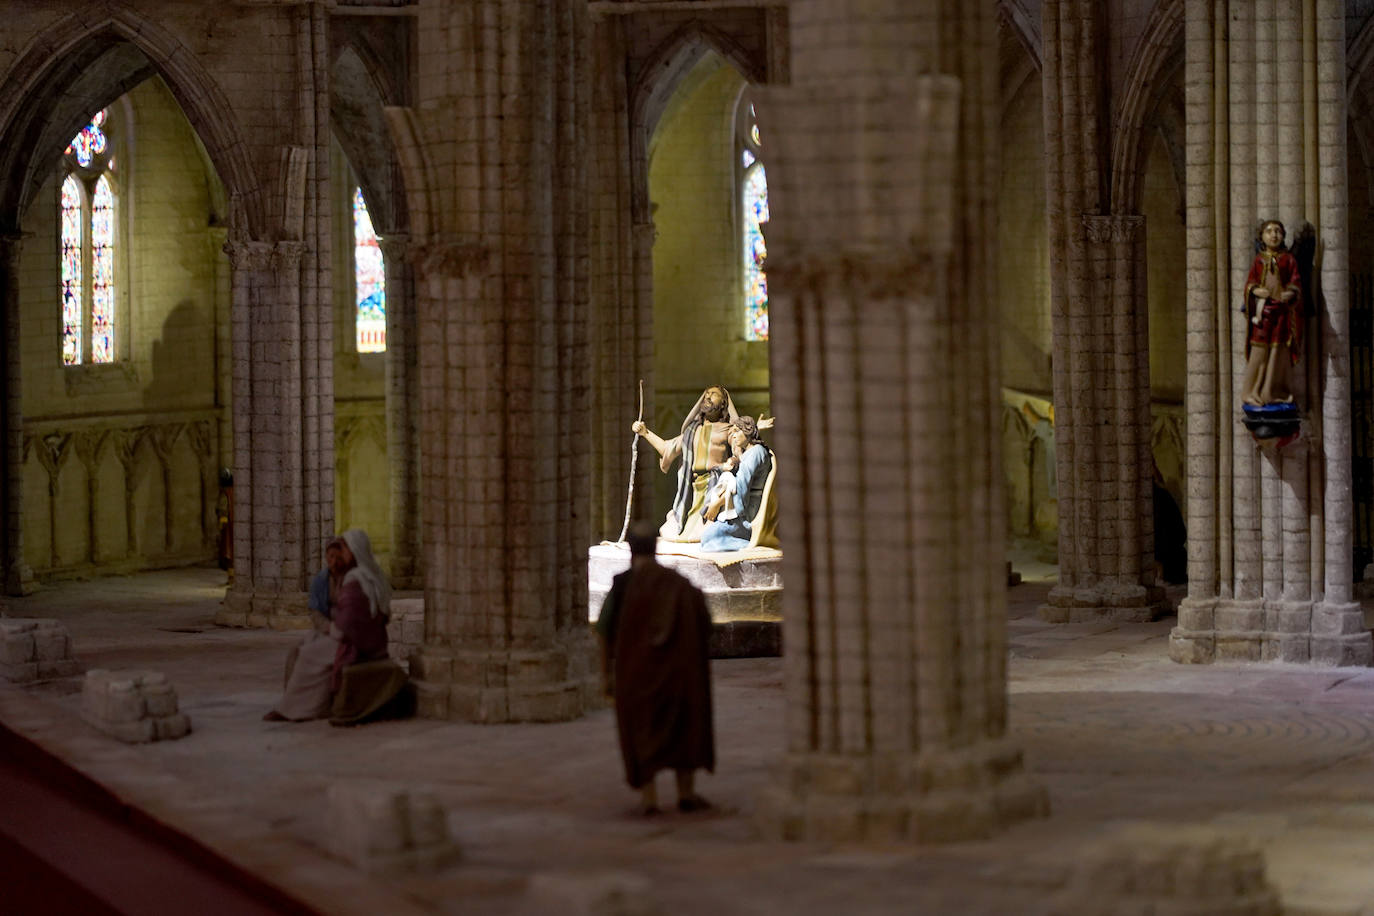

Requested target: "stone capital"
[
  {"left": 222, "top": 240, "right": 274, "bottom": 272},
  {"left": 1081, "top": 213, "right": 1144, "bottom": 245},
  {"left": 0, "top": 231, "right": 31, "bottom": 268},
  {"left": 376, "top": 233, "right": 411, "bottom": 262},
  {"left": 411, "top": 237, "right": 491, "bottom": 280},
  {"left": 766, "top": 246, "right": 937, "bottom": 300},
  {"left": 270, "top": 240, "right": 306, "bottom": 272}
]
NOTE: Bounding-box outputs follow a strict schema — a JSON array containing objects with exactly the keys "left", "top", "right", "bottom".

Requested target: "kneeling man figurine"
[{"left": 596, "top": 520, "right": 715, "bottom": 815}]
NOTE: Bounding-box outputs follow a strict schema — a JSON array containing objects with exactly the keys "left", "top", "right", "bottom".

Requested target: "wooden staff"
[{"left": 618, "top": 379, "right": 645, "bottom": 543}]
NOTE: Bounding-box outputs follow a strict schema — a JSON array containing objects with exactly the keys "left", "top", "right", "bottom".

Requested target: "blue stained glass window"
[
  {"left": 65, "top": 110, "right": 107, "bottom": 169},
  {"left": 740, "top": 101, "right": 768, "bottom": 341},
  {"left": 354, "top": 187, "right": 386, "bottom": 353}
]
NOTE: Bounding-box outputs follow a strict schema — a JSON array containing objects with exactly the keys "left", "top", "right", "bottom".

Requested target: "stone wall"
[
  {"left": 998, "top": 66, "right": 1052, "bottom": 395},
  {"left": 17, "top": 76, "right": 225, "bottom": 579}
]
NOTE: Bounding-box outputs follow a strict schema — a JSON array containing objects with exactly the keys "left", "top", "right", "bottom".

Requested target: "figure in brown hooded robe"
[
  {"left": 596, "top": 520, "right": 715, "bottom": 815},
  {"left": 632, "top": 385, "right": 739, "bottom": 542}
]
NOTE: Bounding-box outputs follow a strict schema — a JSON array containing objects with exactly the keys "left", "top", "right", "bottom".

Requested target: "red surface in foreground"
[{"left": 0, "top": 723, "right": 317, "bottom": 916}]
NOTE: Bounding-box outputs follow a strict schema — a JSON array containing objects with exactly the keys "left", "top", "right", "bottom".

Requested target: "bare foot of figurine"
[{"left": 263, "top": 710, "right": 287, "bottom": 722}]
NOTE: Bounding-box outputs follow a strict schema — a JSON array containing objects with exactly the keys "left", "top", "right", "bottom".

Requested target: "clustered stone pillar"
[
  {"left": 754, "top": 0, "right": 1047, "bottom": 842},
  {"left": 1173, "top": 0, "right": 1371, "bottom": 665},
  {"left": 218, "top": 239, "right": 333, "bottom": 629},
  {"left": 388, "top": 0, "right": 597, "bottom": 722},
  {"left": 377, "top": 233, "right": 421, "bottom": 589},
  {"left": 588, "top": 15, "right": 655, "bottom": 541},
  {"left": 219, "top": 3, "right": 335, "bottom": 626},
  {"left": 1039, "top": 0, "right": 1165, "bottom": 623},
  {"left": 0, "top": 233, "right": 32, "bottom": 596}
]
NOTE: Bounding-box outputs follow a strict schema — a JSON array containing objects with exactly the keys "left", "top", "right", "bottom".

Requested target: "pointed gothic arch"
[
  {"left": 1109, "top": 0, "right": 1185, "bottom": 214},
  {"left": 0, "top": 6, "right": 261, "bottom": 238}
]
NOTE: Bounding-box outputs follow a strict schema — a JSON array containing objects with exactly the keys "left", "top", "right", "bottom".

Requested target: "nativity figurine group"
[{"left": 631, "top": 385, "right": 779, "bottom": 553}]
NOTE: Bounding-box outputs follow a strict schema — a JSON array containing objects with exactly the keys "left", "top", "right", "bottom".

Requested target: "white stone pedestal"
[{"left": 588, "top": 541, "right": 782, "bottom": 657}]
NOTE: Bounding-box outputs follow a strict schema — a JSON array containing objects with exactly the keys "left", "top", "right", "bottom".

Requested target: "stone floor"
[{"left": 5, "top": 567, "right": 1374, "bottom": 914}]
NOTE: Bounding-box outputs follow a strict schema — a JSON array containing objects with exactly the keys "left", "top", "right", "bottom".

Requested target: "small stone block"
[
  {"left": 326, "top": 783, "right": 460, "bottom": 874},
  {"left": 0, "top": 634, "right": 34, "bottom": 665},
  {"left": 82, "top": 669, "right": 188, "bottom": 742},
  {"left": 37, "top": 658, "right": 81, "bottom": 679},
  {"left": 0, "top": 661, "right": 38, "bottom": 682},
  {"left": 142, "top": 684, "right": 179, "bottom": 717},
  {"left": 32, "top": 632, "right": 68, "bottom": 661},
  {"left": 153, "top": 713, "right": 191, "bottom": 741}
]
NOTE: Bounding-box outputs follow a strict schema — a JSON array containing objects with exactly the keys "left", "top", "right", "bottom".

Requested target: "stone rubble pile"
[
  {"left": 1048, "top": 823, "right": 1280, "bottom": 916},
  {"left": 326, "top": 782, "right": 460, "bottom": 874},
  {"left": 0, "top": 618, "right": 80, "bottom": 682},
  {"left": 81, "top": 669, "right": 191, "bottom": 743}
]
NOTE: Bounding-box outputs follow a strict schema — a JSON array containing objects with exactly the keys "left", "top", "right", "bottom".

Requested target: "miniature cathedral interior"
[{"left": 5, "top": 0, "right": 1374, "bottom": 912}]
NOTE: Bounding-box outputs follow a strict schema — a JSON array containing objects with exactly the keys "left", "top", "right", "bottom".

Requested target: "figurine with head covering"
[{"left": 632, "top": 385, "right": 739, "bottom": 542}]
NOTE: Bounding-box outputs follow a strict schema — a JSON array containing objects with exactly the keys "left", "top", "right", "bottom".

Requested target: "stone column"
[
  {"left": 217, "top": 239, "right": 330, "bottom": 630},
  {"left": 1172, "top": 0, "right": 1371, "bottom": 665},
  {"left": 388, "top": 0, "right": 597, "bottom": 722},
  {"left": 0, "top": 233, "right": 33, "bottom": 596},
  {"left": 1039, "top": 0, "right": 1165, "bottom": 623},
  {"left": 206, "top": 226, "right": 232, "bottom": 472},
  {"left": 377, "top": 234, "right": 421, "bottom": 589},
  {"left": 753, "top": 0, "right": 1047, "bottom": 843}
]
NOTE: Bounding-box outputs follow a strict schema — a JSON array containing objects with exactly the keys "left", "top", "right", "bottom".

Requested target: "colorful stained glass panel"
[
  {"left": 90, "top": 176, "right": 115, "bottom": 363},
  {"left": 354, "top": 188, "right": 386, "bottom": 353},
  {"left": 743, "top": 163, "right": 769, "bottom": 341},
  {"left": 65, "top": 110, "right": 108, "bottom": 169},
  {"left": 61, "top": 175, "right": 83, "bottom": 365}
]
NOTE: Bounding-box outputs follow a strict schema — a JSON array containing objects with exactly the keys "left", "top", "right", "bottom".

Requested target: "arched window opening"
[
  {"left": 60, "top": 109, "right": 119, "bottom": 366},
  {"left": 353, "top": 187, "right": 386, "bottom": 353},
  {"left": 738, "top": 94, "right": 769, "bottom": 342},
  {"left": 91, "top": 175, "right": 115, "bottom": 363},
  {"left": 60, "top": 175, "right": 84, "bottom": 366}
]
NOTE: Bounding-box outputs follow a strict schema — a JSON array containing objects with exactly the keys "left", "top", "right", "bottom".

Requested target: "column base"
[
  {"left": 1170, "top": 597, "right": 1373, "bottom": 666},
  {"left": 1311, "top": 602, "right": 1373, "bottom": 666},
  {"left": 388, "top": 553, "right": 422, "bottom": 591},
  {"left": 215, "top": 585, "right": 312, "bottom": 630},
  {"left": 755, "top": 740, "right": 1048, "bottom": 843},
  {"left": 1038, "top": 581, "right": 1168, "bottom": 623},
  {"left": 409, "top": 631, "right": 601, "bottom": 723},
  {"left": 5, "top": 560, "right": 35, "bottom": 597}
]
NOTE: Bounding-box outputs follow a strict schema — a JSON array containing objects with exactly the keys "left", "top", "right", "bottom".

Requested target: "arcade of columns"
[{"left": 0, "top": 0, "right": 1371, "bottom": 847}]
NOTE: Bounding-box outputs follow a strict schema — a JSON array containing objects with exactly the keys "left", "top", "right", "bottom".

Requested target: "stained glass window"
[
  {"left": 61, "top": 109, "right": 119, "bottom": 366},
  {"left": 739, "top": 100, "right": 769, "bottom": 341},
  {"left": 61, "top": 175, "right": 83, "bottom": 366},
  {"left": 90, "top": 176, "right": 115, "bottom": 363},
  {"left": 65, "top": 109, "right": 107, "bottom": 169},
  {"left": 353, "top": 187, "right": 386, "bottom": 353}
]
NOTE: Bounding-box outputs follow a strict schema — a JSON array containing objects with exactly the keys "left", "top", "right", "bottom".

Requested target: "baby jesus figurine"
[{"left": 1240, "top": 219, "right": 1303, "bottom": 408}]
